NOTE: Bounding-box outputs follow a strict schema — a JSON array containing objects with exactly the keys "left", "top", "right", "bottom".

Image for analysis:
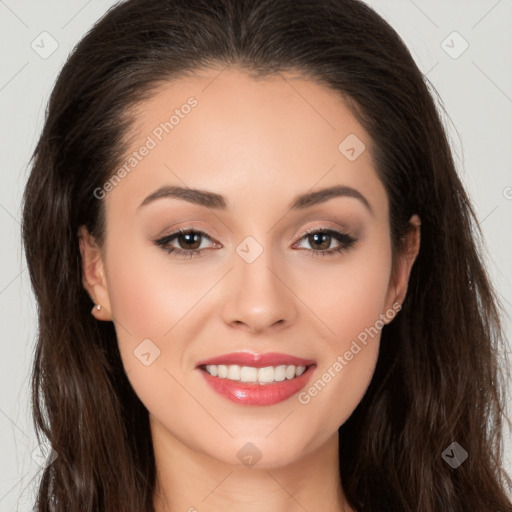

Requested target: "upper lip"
[{"left": 196, "top": 352, "right": 316, "bottom": 368}]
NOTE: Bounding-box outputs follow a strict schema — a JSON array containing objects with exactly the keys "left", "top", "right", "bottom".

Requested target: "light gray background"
[{"left": 1, "top": 1, "right": 511, "bottom": 510}]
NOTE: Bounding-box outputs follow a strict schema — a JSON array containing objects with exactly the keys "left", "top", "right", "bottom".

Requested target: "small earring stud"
[{"left": 91, "top": 304, "right": 101, "bottom": 315}]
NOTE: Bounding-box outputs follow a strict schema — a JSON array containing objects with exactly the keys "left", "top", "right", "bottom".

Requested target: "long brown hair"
[{"left": 22, "top": 0, "right": 512, "bottom": 510}]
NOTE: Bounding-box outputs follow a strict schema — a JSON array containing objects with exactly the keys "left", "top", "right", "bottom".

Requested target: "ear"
[
  {"left": 383, "top": 214, "right": 421, "bottom": 320},
  {"left": 78, "top": 226, "right": 112, "bottom": 321}
]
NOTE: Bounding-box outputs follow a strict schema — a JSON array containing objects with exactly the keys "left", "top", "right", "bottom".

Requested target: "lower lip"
[{"left": 200, "top": 366, "right": 315, "bottom": 406}]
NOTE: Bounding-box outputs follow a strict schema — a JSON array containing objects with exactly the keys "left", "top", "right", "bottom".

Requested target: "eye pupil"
[
  {"left": 179, "top": 232, "right": 201, "bottom": 250},
  {"left": 309, "top": 233, "right": 331, "bottom": 250}
]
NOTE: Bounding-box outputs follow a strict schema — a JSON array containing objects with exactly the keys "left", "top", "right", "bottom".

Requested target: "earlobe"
[
  {"left": 384, "top": 214, "right": 421, "bottom": 319},
  {"left": 78, "top": 226, "right": 112, "bottom": 321}
]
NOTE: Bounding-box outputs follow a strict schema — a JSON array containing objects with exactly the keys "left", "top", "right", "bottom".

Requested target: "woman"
[{"left": 22, "top": 0, "right": 512, "bottom": 510}]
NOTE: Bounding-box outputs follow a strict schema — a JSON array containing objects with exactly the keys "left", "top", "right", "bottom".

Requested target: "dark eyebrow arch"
[
  {"left": 139, "top": 186, "right": 226, "bottom": 209},
  {"left": 138, "top": 184, "right": 372, "bottom": 214},
  {"left": 290, "top": 185, "right": 372, "bottom": 214}
]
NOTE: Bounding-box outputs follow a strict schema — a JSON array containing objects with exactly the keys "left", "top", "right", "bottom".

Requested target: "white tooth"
[
  {"left": 206, "top": 365, "right": 218, "bottom": 377},
  {"left": 240, "top": 366, "right": 258, "bottom": 382},
  {"left": 258, "top": 366, "right": 275, "bottom": 383},
  {"left": 209, "top": 364, "right": 306, "bottom": 382},
  {"left": 274, "top": 365, "right": 286, "bottom": 382},
  {"left": 285, "top": 365, "right": 296, "bottom": 380},
  {"left": 296, "top": 365, "right": 306, "bottom": 376},
  {"left": 227, "top": 364, "right": 241, "bottom": 380}
]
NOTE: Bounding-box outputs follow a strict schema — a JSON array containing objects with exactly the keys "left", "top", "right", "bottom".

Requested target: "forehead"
[{"left": 106, "top": 66, "right": 387, "bottom": 219}]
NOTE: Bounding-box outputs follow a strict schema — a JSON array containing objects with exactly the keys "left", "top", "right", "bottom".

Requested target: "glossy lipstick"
[{"left": 197, "top": 352, "right": 315, "bottom": 406}]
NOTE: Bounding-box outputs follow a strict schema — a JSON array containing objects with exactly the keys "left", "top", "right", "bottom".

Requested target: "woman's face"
[{"left": 82, "top": 67, "right": 418, "bottom": 468}]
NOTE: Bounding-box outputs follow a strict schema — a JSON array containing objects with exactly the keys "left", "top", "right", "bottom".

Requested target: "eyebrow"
[{"left": 138, "top": 184, "right": 373, "bottom": 214}]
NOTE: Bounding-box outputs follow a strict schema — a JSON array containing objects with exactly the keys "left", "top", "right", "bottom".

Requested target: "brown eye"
[
  {"left": 307, "top": 232, "right": 332, "bottom": 251},
  {"left": 294, "top": 228, "right": 357, "bottom": 256},
  {"left": 176, "top": 231, "right": 202, "bottom": 250},
  {"left": 155, "top": 229, "right": 218, "bottom": 257}
]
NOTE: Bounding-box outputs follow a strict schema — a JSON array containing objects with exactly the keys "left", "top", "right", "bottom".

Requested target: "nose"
[{"left": 221, "top": 246, "right": 298, "bottom": 335}]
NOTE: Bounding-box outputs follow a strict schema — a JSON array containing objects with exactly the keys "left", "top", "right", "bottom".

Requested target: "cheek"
[
  {"left": 299, "top": 235, "right": 393, "bottom": 345},
  {"left": 104, "top": 237, "right": 212, "bottom": 339},
  {"left": 293, "top": 236, "right": 392, "bottom": 424},
  {"left": 103, "top": 242, "right": 215, "bottom": 430}
]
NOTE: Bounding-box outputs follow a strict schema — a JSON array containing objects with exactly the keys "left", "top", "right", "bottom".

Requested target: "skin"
[{"left": 80, "top": 67, "right": 420, "bottom": 512}]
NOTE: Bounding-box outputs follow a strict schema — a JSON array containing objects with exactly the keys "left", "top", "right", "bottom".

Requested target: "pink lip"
[
  {"left": 196, "top": 352, "right": 316, "bottom": 406},
  {"left": 196, "top": 351, "right": 315, "bottom": 368},
  {"left": 200, "top": 366, "right": 315, "bottom": 406}
]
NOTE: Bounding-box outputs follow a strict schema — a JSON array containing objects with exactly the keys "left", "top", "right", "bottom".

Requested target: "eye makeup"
[{"left": 154, "top": 226, "right": 358, "bottom": 259}]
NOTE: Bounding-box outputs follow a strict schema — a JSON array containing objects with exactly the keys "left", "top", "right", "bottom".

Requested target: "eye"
[
  {"left": 293, "top": 228, "right": 357, "bottom": 256},
  {"left": 154, "top": 227, "right": 357, "bottom": 259},
  {"left": 154, "top": 229, "right": 219, "bottom": 259}
]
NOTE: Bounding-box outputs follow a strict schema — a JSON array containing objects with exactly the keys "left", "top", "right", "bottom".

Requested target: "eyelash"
[{"left": 154, "top": 227, "right": 357, "bottom": 259}]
